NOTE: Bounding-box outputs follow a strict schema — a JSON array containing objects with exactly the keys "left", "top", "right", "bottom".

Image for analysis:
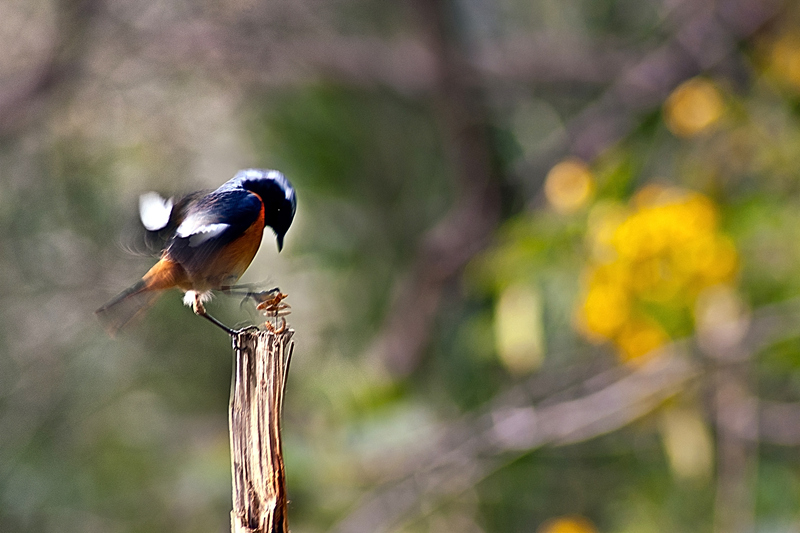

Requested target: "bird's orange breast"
[{"left": 188, "top": 202, "right": 265, "bottom": 290}]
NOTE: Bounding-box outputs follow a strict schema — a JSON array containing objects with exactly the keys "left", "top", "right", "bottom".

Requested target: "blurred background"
[{"left": 3, "top": 0, "right": 800, "bottom": 531}]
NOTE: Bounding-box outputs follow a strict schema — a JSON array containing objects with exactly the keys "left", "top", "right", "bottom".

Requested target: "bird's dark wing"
[
  {"left": 165, "top": 189, "right": 264, "bottom": 277},
  {"left": 140, "top": 189, "right": 208, "bottom": 254}
]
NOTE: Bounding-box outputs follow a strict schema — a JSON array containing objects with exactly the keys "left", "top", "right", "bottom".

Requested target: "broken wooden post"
[{"left": 229, "top": 328, "right": 294, "bottom": 533}]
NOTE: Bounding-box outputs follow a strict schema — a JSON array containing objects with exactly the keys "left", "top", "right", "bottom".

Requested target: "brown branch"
[
  {"left": 229, "top": 328, "right": 295, "bottom": 533},
  {"left": 137, "top": 28, "right": 638, "bottom": 91},
  {"left": 696, "top": 303, "right": 758, "bottom": 533},
  {"left": 129, "top": 0, "right": 779, "bottom": 106},
  {"left": 712, "top": 362, "right": 758, "bottom": 533},
  {"left": 367, "top": 0, "right": 502, "bottom": 377}
]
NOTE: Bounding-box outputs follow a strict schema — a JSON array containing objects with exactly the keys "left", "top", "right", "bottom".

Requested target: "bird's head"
[{"left": 232, "top": 169, "right": 297, "bottom": 251}]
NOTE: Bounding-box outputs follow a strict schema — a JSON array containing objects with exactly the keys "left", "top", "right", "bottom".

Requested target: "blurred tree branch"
[
  {"left": 368, "top": 0, "right": 503, "bottom": 376},
  {"left": 132, "top": 0, "right": 777, "bottom": 96},
  {"left": 332, "top": 298, "right": 800, "bottom": 533},
  {"left": 0, "top": 0, "right": 100, "bottom": 135},
  {"left": 568, "top": 0, "right": 781, "bottom": 159},
  {"left": 333, "top": 349, "right": 698, "bottom": 533},
  {"left": 712, "top": 359, "right": 757, "bottom": 533},
  {"left": 139, "top": 30, "right": 638, "bottom": 91}
]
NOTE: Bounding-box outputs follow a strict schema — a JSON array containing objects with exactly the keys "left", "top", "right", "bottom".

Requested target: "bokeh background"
[{"left": 3, "top": 0, "right": 800, "bottom": 532}]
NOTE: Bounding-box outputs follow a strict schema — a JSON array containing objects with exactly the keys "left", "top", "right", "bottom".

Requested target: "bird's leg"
[
  {"left": 220, "top": 284, "right": 280, "bottom": 295},
  {"left": 191, "top": 292, "right": 257, "bottom": 336},
  {"left": 221, "top": 285, "right": 282, "bottom": 309}
]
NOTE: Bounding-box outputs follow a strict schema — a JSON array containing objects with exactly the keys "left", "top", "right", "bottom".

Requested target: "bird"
[{"left": 96, "top": 168, "right": 297, "bottom": 336}]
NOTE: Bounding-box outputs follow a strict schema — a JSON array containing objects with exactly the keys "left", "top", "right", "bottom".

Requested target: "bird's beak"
[{"left": 276, "top": 234, "right": 284, "bottom": 252}]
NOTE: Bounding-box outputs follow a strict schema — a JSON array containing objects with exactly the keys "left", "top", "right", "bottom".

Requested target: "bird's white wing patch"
[
  {"left": 139, "top": 192, "right": 174, "bottom": 231},
  {"left": 176, "top": 218, "right": 230, "bottom": 247}
]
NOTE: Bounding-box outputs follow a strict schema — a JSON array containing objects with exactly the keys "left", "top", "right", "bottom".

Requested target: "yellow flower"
[{"left": 577, "top": 186, "right": 738, "bottom": 362}]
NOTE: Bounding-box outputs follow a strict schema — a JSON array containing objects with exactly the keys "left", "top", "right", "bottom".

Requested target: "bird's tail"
[{"left": 95, "top": 259, "right": 187, "bottom": 336}]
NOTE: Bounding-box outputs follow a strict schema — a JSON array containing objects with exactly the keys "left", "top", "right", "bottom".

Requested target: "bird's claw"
[{"left": 192, "top": 287, "right": 289, "bottom": 336}]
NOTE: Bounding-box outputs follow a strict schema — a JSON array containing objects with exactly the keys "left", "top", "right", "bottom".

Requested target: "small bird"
[{"left": 96, "top": 169, "right": 297, "bottom": 336}]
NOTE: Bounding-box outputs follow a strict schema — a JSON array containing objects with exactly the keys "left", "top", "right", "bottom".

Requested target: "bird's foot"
[
  {"left": 220, "top": 285, "right": 281, "bottom": 307},
  {"left": 191, "top": 292, "right": 258, "bottom": 336}
]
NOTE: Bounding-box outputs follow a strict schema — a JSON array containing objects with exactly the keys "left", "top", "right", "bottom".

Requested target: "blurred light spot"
[
  {"left": 544, "top": 158, "right": 595, "bottom": 213},
  {"left": 767, "top": 33, "right": 800, "bottom": 89},
  {"left": 494, "top": 283, "right": 545, "bottom": 374},
  {"left": 511, "top": 99, "right": 567, "bottom": 162},
  {"left": 695, "top": 285, "right": 750, "bottom": 357},
  {"left": 663, "top": 78, "right": 724, "bottom": 137},
  {"left": 538, "top": 515, "right": 597, "bottom": 533},
  {"left": 659, "top": 406, "right": 713, "bottom": 482}
]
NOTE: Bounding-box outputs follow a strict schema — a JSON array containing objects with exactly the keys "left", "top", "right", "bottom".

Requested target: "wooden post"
[{"left": 229, "top": 328, "right": 294, "bottom": 533}]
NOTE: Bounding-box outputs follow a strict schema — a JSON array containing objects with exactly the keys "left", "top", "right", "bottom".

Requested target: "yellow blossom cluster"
[{"left": 577, "top": 186, "right": 738, "bottom": 361}]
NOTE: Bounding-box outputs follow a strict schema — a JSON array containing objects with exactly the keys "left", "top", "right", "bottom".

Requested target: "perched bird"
[{"left": 96, "top": 169, "right": 297, "bottom": 336}]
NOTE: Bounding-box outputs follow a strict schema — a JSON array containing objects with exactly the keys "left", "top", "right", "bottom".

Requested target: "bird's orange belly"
[
  {"left": 198, "top": 225, "right": 263, "bottom": 289},
  {"left": 183, "top": 207, "right": 265, "bottom": 290}
]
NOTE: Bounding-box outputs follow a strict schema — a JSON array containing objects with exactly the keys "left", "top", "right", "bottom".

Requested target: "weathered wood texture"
[{"left": 229, "top": 328, "right": 294, "bottom": 533}]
